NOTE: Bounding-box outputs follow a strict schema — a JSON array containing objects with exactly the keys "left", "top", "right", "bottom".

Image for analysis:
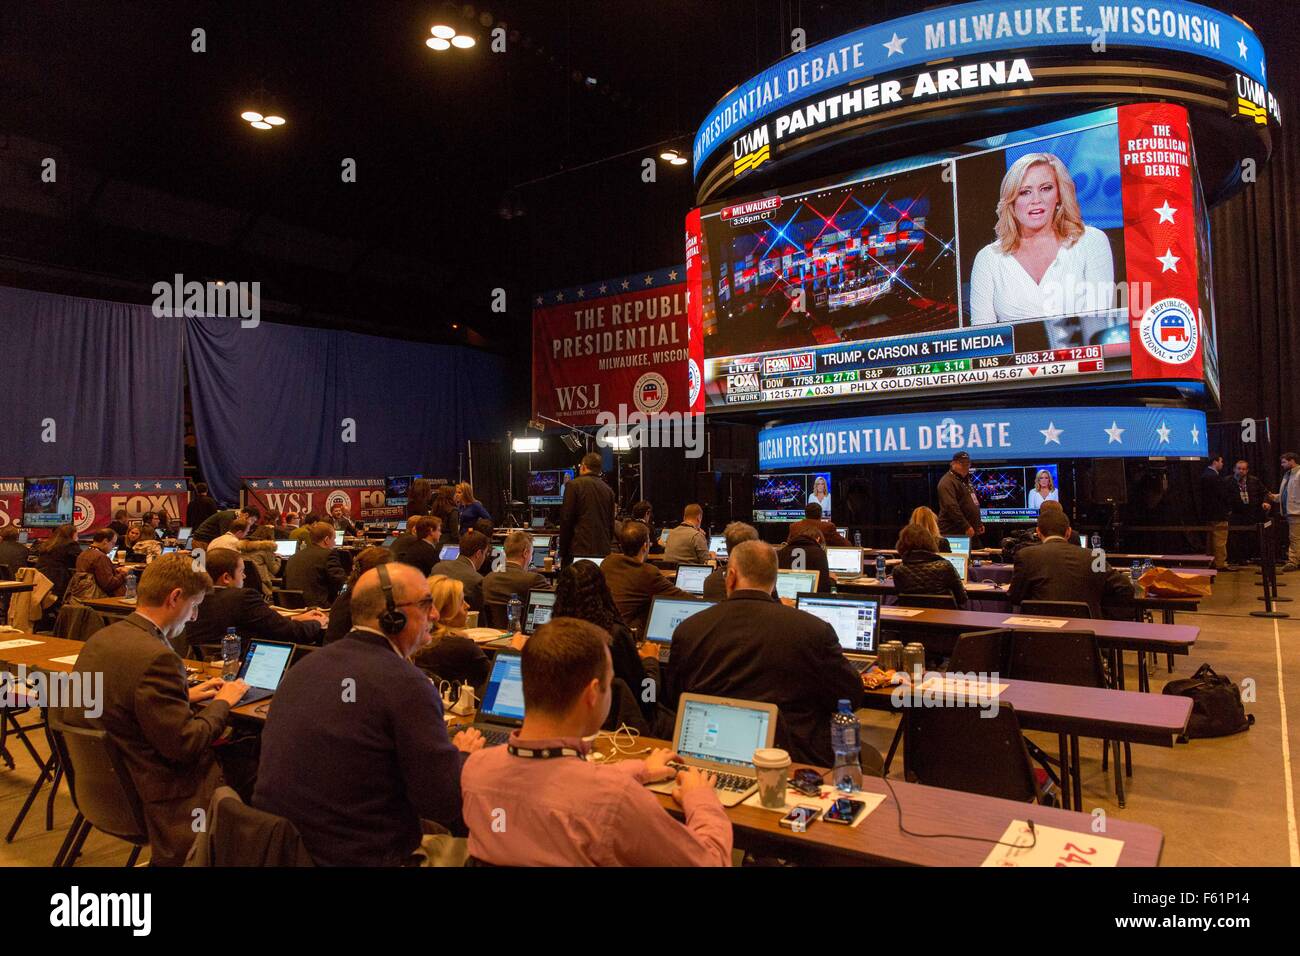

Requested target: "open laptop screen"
[
  {"left": 675, "top": 564, "right": 711, "bottom": 595},
  {"left": 524, "top": 589, "right": 556, "bottom": 634},
  {"left": 439, "top": 544, "right": 460, "bottom": 561},
  {"left": 571, "top": 555, "right": 604, "bottom": 568},
  {"left": 775, "top": 569, "right": 819, "bottom": 601},
  {"left": 676, "top": 696, "right": 773, "bottom": 768},
  {"left": 708, "top": 534, "right": 727, "bottom": 556},
  {"left": 644, "top": 597, "right": 713, "bottom": 645},
  {"left": 274, "top": 540, "right": 298, "bottom": 558},
  {"left": 941, "top": 552, "right": 969, "bottom": 581},
  {"left": 796, "top": 594, "right": 880, "bottom": 654},
  {"left": 945, "top": 535, "right": 971, "bottom": 554},
  {"left": 825, "top": 547, "right": 863, "bottom": 575},
  {"left": 479, "top": 652, "right": 525, "bottom": 721},
  {"left": 239, "top": 641, "right": 293, "bottom": 691}
]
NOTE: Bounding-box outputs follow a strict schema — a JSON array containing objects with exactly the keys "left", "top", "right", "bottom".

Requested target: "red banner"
[
  {"left": 0, "top": 477, "right": 189, "bottom": 534},
  {"left": 532, "top": 265, "right": 703, "bottom": 427},
  {"left": 243, "top": 477, "right": 401, "bottom": 522},
  {"left": 1119, "top": 102, "right": 1203, "bottom": 382}
]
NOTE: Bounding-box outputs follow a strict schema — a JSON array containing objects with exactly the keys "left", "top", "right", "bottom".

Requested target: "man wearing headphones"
[{"left": 254, "top": 563, "right": 484, "bottom": 866}]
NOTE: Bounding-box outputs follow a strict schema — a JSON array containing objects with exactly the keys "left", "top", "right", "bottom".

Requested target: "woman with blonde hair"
[
  {"left": 412, "top": 574, "right": 488, "bottom": 687},
  {"left": 908, "top": 505, "right": 951, "bottom": 553},
  {"left": 454, "top": 482, "right": 492, "bottom": 528},
  {"left": 968, "top": 151, "right": 1114, "bottom": 326},
  {"left": 1027, "top": 469, "right": 1059, "bottom": 509}
]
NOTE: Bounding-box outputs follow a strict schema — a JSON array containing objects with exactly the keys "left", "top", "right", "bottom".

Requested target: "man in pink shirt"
[{"left": 461, "top": 618, "right": 733, "bottom": 866}]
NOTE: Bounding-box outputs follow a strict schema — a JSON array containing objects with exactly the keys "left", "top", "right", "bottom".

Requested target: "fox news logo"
[{"left": 763, "top": 353, "right": 814, "bottom": 376}]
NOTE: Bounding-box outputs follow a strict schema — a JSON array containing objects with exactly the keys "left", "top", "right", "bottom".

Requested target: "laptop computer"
[
  {"left": 941, "top": 552, "right": 969, "bottom": 582},
  {"left": 334, "top": 530, "right": 345, "bottom": 546},
  {"left": 796, "top": 593, "right": 881, "bottom": 672},
  {"left": 439, "top": 544, "right": 461, "bottom": 561},
  {"left": 523, "top": 589, "right": 556, "bottom": 635},
  {"left": 708, "top": 534, "right": 728, "bottom": 558},
  {"left": 234, "top": 640, "right": 294, "bottom": 707},
  {"left": 530, "top": 515, "right": 546, "bottom": 529},
  {"left": 945, "top": 535, "right": 972, "bottom": 555},
  {"left": 674, "top": 564, "right": 712, "bottom": 595},
  {"left": 288, "top": 643, "right": 317, "bottom": 669},
  {"left": 397, "top": 519, "right": 408, "bottom": 530},
  {"left": 775, "top": 569, "right": 819, "bottom": 601},
  {"left": 469, "top": 650, "right": 526, "bottom": 746},
  {"left": 826, "top": 546, "right": 863, "bottom": 576},
  {"left": 17, "top": 531, "right": 28, "bottom": 544},
  {"left": 642, "top": 595, "right": 714, "bottom": 662},
  {"left": 178, "top": 526, "right": 191, "bottom": 543},
  {"left": 645, "top": 693, "right": 779, "bottom": 807},
  {"left": 570, "top": 555, "right": 604, "bottom": 567},
  {"left": 274, "top": 539, "right": 299, "bottom": 558}
]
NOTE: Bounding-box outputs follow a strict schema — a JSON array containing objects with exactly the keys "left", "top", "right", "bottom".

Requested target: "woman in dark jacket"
[
  {"left": 892, "top": 522, "right": 968, "bottom": 609},
  {"left": 429, "top": 485, "right": 460, "bottom": 541},
  {"left": 455, "top": 482, "right": 492, "bottom": 529},
  {"left": 325, "top": 545, "right": 393, "bottom": 644},
  {"left": 35, "top": 523, "right": 81, "bottom": 600},
  {"left": 406, "top": 478, "right": 434, "bottom": 521},
  {"left": 551, "top": 559, "right": 666, "bottom": 735}
]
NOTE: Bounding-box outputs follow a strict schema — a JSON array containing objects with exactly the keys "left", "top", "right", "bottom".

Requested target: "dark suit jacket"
[
  {"left": 1228, "top": 474, "right": 1270, "bottom": 522},
  {"left": 179, "top": 585, "right": 322, "bottom": 658},
  {"left": 558, "top": 474, "right": 614, "bottom": 564},
  {"left": 667, "top": 591, "right": 864, "bottom": 766},
  {"left": 391, "top": 534, "right": 440, "bottom": 576},
  {"left": 937, "top": 469, "right": 982, "bottom": 536},
  {"left": 194, "top": 509, "right": 237, "bottom": 542},
  {"left": 786, "top": 519, "right": 849, "bottom": 547},
  {"left": 600, "top": 553, "right": 690, "bottom": 635},
  {"left": 284, "top": 544, "right": 348, "bottom": 607},
  {"left": 65, "top": 613, "right": 231, "bottom": 866},
  {"left": 776, "top": 537, "right": 832, "bottom": 593},
  {"left": 481, "top": 563, "right": 550, "bottom": 608},
  {"left": 186, "top": 495, "right": 220, "bottom": 530},
  {"left": 1200, "top": 466, "right": 1232, "bottom": 520},
  {"left": 36, "top": 542, "right": 80, "bottom": 599},
  {"left": 1007, "top": 537, "right": 1135, "bottom": 620},
  {"left": 431, "top": 556, "right": 484, "bottom": 611},
  {"left": 0, "top": 540, "right": 30, "bottom": 577}
]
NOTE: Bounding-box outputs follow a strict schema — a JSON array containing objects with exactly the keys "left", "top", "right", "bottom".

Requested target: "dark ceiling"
[{"left": 0, "top": 0, "right": 1285, "bottom": 353}]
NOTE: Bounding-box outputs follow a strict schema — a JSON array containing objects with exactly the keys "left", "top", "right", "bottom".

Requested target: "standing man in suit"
[
  {"left": 193, "top": 506, "right": 260, "bottom": 551},
  {"left": 432, "top": 529, "right": 488, "bottom": 611},
  {"left": 482, "top": 530, "right": 549, "bottom": 606},
  {"left": 1200, "top": 453, "right": 1235, "bottom": 571},
  {"left": 558, "top": 453, "right": 615, "bottom": 566},
  {"left": 108, "top": 509, "right": 132, "bottom": 543},
  {"left": 64, "top": 554, "right": 249, "bottom": 866},
  {"left": 391, "top": 516, "right": 442, "bottom": 575},
  {"left": 600, "top": 522, "right": 691, "bottom": 635},
  {"left": 1007, "top": 507, "right": 1134, "bottom": 619},
  {"left": 667, "top": 541, "right": 863, "bottom": 766},
  {"left": 285, "top": 521, "right": 348, "bottom": 607},
  {"left": 663, "top": 504, "right": 714, "bottom": 565},
  {"left": 937, "top": 451, "right": 984, "bottom": 547},
  {"left": 1228, "top": 459, "right": 1271, "bottom": 565}
]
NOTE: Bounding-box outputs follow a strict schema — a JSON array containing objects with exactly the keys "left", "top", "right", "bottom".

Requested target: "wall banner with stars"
[
  {"left": 242, "top": 477, "right": 399, "bottom": 522},
  {"left": 758, "top": 406, "right": 1207, "bottom": 469},
  {"left": 1119, "top": 102, "right": 1203, "bottom": 383},
  {"left": 0, "top": 477, "right": 189, "bottom": 535},
  {"left": 531, "top": 265, "right": 704, "bottom": 428}
]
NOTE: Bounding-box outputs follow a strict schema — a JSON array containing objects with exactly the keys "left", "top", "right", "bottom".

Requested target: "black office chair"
[
  {"left": 896, "top": 593, "right": 959, "bottom": 610},
  {"left": 185, "top": 786, "right": 314, "bottom": 867},
  {"left": 1020, "top": 599, "right": 1092, "bottom": 619},
  {"left": 947, "top": 628, "right": 1012, "bottom": 674},
  {"left": 46, "top": 708, "right": 149, "bottom": 867},
  {"left": 903, "top": 702, "right": 1054, "bottom": 804},
  {"left": 1006, "top": 628, "right": 1126, "bottom": 808},
  {"left": 271, "top": 589, "right": 306, "bottom": 610}
]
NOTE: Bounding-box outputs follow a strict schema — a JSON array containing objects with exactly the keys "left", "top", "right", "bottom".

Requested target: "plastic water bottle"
[
  {"left": 1143, "top": 558, "right": 1155, "bottom": 576},
  {"left": 1130, "top": 560, "right": 1141, "bottom": 585},
  {"left": 506, "top": 593, "right": 523, "bottom": 633},
  {"left": 875, "top": 555, "right": 887, "bottom": 581},
  {"left": 124, "top": 572, "right": 137, "bottom": 600},
  {"left": 831, "top": 700, "right": 862, "bottom": 793},
  {"left": 221, "top": 627, "right": 241, "bottom": 680}
]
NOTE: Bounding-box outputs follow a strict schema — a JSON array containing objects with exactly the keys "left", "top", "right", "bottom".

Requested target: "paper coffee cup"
[{"left": 753, "top": 747, "right": 791, "bottom": 809}]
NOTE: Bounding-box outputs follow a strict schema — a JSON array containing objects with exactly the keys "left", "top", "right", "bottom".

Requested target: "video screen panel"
[
  {"left": 527, "top": 469, "right": 575, "bottom": 506},
  {"left": 384, "top": 475, "right": 420, "bottom": 507},
  {"left": 752, "top": 472, "right": 832, "bottom": 522},
  {"left": 23, "top": 476, "right": 75, "bottom": 528},
  {"left": 698, "top": 104, "right": 1215, "bottom": 412},
  {"left": 970, "top": 464, "right": 1061, "bottom": 524}
]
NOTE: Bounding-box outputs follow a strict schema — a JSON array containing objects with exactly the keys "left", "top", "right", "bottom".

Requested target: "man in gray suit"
[
  {"left": 63, "top": 554, "right": 248, "bottom": 866},
  {"left": 432, "top": 529, "right": 489, "bottom": 611},
  {"left": 481, "top": 530, "right": 549, "bottom": 608}
]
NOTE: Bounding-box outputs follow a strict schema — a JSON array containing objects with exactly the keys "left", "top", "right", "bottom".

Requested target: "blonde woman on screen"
[
  {"left": 968, "top": 152, "right": 1114, "bottom": 326},
  {"left": 810, "top": 475, "right": 832, "bottom": 517},
  {"left": 1027, "top": 469, "right": 1059, "bottom": 510}
]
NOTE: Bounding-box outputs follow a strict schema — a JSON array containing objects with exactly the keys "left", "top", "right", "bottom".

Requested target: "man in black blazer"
[
  {"left": 481, "top": 530, "right": 549, "bottom": 607},
  {"left": 701, "top": 521, "right": 760, "bottom": 601},
  {"left": 600, "top": 521, "right": 690, "bottom": 635},
  {"left": 667, "top": 541, "right": 863, "bottom": 766},
  {"left": 1007, "top": 507, "right": 1135, "bottom": 619},
  {"left": 558, "top": 453, "right": 615, "bottom": 566},
  {"left": 180, "top": 549, "right": 327, "bottom": 657},
  {"left": 432, "top": 529, "right": 488, "bottom": 610},
  {"left": 776, "top": 532, "right": 832, "bottom": 593},
  {"left": 391, "top": 515, "right": 443, "bottom": 576},
  {"left": 284, "top": 521, "right": 348, "bottom": 607},
  {"left": 0, "top": 526, "right": 30, "bottom": 578},
  {"left": 1199, "top": 453, "right": 1234, "bottom": 571}
]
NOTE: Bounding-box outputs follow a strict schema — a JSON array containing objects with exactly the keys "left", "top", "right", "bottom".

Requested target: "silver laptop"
[
  {"left": 941, "top": 552, "right": 969, "bottom": 582},
  {"left": 674, "top": 564, "right": 712, "bottom": 595},
  {"left": 708, "top": 534, "right": 727, "bottom": 558},
  {"left": 645, "top": 693, "right": 779, "bottom": 807},
  {"left": 775, "top": 568, "right": 819, "bottom": 600},
  {"left": 643, "top": 595, "right": 714, "bottom": 662},
  {"left": 826, "top": 546, "right": 863, "bottom": 576},
  {"left": 274, "top": 539, "right": 299, "bottom": 558},
  {"left": 234, "top": 640, "right": 294, "bottom": 707},
  {"left": 469, "top": 650, "right": 526, "bottom": 746},
  {"left": 796, "top": 593, "right": 881, "bottom": 672},
  {"left": 945, "top": 535, "right": 972, "bottom": 555},
  {"left": 334, "top": 530, "right": 345, "bottom": 546}
]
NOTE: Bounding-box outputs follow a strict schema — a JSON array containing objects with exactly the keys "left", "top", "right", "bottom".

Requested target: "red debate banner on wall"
[
  {"left": 243, "top": 477, "right": 402, "bottom": 521},
  {"left": 532, "top": 265, "right": 704, "bottom": 427},
  {"left": 0, "top": 477, "right": 189, "bottom": 534},
  {"left": 1118, "top": 102, "right": 1204, "bottom": 382}
]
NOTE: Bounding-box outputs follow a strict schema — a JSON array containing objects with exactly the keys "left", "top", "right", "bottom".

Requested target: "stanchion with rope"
[{"left": 1251, "top": 519, "right": 1290, "bottom": 618}]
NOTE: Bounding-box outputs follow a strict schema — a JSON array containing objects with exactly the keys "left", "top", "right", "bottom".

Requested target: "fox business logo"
[
  {"left": 727, "top": 372, "right": 760, "bottom": 392},
  {"left": 763, "top": 352, "right": 814, "bottom": 376}
]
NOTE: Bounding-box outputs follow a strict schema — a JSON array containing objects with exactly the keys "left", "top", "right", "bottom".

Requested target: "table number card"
[
  {"left": 0, "top": 638, "right": 44, "bottom": 651},
  {"left": 881, "top": 607, "right": 925, "bottom": 618},
  {"left": 982, "top": 821, "right": 1124, "bottom": 867},
  {"left": 1001, "top": 616, "right": 1070, "bottom": 628}
]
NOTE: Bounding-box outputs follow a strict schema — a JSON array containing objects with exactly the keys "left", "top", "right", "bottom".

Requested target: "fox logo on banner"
[{"left": 0, "top": 478, "right": 189, "bottom": 534}]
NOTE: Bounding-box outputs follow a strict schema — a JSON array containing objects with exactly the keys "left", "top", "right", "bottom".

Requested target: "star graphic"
[
  {"left": 577, "top": 288, "right": 585, "bottom": 299},
  {"left": 112, "top": 483, "right": 120, "bottom": 490},
  {"left": 267, "top": 481, "right": 275, "bottom": 487},
  {"left": 668, "top": 270, "right": 679, "bottom": 281},
  {"left": 1154, "top": 201, "right": 1177, "bottom": 224},
  {"left": 175, "top": 482, "right": 183, "bottom": 489},
  {"left": 644, "top": 275, "right": 654, "bottom": 286},
  {"left": 598, "top": 284, "right": 607, "bottom": 294},
  {"left": 1157, "top": 248, "right": 1180, "bottom": 272},
  {"left": 134, "top": 483, "right": 142, "bottom": 490},
  {"left": 621, "top": 280, "right": 630, "bottom": 290},
  {"left": 1040, "top": 422, "right": 1063, "bottom": 445},
  {"left": 535, "top": 296, "right": 543, "bottom": 306},
  {"left": 1105, "top": 421, "right": 1125, "bottom": 444},
  {"left": 1156, "top": 421, "right": 1172, "bottom": 444},
  {"left": 883, "top": 32, "right": 906, "bottom": 56},
  {"left": 154, "top": 482, "right": 162, "bottom": 489},
  {"left": 555, "top": 291, "right": 565, "bottom": 302},
  {"left": 1191, "top": 425, "right": 1200, "bottom": 445},
  {"left": 1238, "top": 37, "right": 1249, "bottom": 60}
]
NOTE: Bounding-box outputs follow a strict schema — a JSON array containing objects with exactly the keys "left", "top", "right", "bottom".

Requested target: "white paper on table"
[
  {"left": 463, "top": 627, "right": 512, "bottom": 644},
  {"left": 48, "top": 654, "right": 81, "bottom": 665},
  {"left": 742, "top": 787, "right": 886, "bottom": 829},
  {"left": 917, "top": 676, "right": 1008, "bottom": 698},
  {"left": 881, "top": 607, "right": 925, "bottom": 617},
  {"left": 1001, "top": 615, "right": 1069, "bottom": 628},
  {"left": 981, "top": 821, "right": 1125, "bottom": 867},
  {"left": 0, "top": 638, "right": 43, "bottom": 651}
]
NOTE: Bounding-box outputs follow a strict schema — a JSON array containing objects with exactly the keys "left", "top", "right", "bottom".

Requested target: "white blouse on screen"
[{"left": 968, "top": 225, "right": 1114, "bottom": 326}]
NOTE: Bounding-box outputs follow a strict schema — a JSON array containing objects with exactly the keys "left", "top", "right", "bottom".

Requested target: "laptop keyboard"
[
  {"left": 478, "top": 727, "right": 512, "bottom": 746},
  {"left": 665, "top": 760, "right": 754, "bottom": 792},
  {"left": 850, "top": 656, "right": 877, "bottom": 674}
]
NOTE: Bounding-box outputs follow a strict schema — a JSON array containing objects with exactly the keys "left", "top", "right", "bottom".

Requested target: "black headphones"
[{"left": 376, "top": 563, "right": 406, "bottom": 636}]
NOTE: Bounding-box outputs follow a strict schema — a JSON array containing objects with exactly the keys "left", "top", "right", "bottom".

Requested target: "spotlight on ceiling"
[
  {"left": 264, "top": 115, "right": 286, "bottom": 126},
  {"left": 660, "top": 149, "right": 679, "bottom": 161},
  {"left": 431, "top": 24, "right": 456, "bottom": 39},
  {"left": 670, "top": 155, "right": 688, "bottom": 166},
  {"left": 451, "top": 34, "right": 476, "bottom": 48},
  {"left": 241, "top": 111, "right": 264, "bottom": 122},
  {"left": 241, "top": 108, "right": 285, "bottom": 130},
  {"left": 250, "top": 121, "right": 273, "bottom": 130},
  {"left": 426, "top": 36, "right": 450, "bottom": 49}
]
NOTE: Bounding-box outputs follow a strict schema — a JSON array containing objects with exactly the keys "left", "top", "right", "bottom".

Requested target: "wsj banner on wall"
[
  {"left": 759, "top": 406, "right": 1207, "bottom": 469},
  {"left": 0, "top": 478, "right": 189, "bottom": 533},
  {"left": 243, "top": 478, "right": 400, "bottom": 521},
  {"left": 532, "top": 265, "right": 704, "bottom": 427}
]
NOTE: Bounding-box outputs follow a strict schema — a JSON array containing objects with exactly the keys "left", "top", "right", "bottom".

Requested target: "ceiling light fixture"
[
  {"left": 426, "top": 36, "right": 450, "bottom": 49},
  {"left": 660, "top": 149, "right": 679, "bottom": 161},
  {"left": 250, "top": 120, "right": 272, "bottom": 130},
  {"left": 430, "top": 24, "right": 456, "bottom": 39},
  {"left": 264, "top": 115, "right": 285, "bottom": 126},
  {"left": 451, "top": 34, "right": 475, "bottom": 48},
  {"left": 427, "top": 23, "right": 476, "bottom": 51},
  {"left": 240, "top": 111, "right": 264, "bottom": 122}
]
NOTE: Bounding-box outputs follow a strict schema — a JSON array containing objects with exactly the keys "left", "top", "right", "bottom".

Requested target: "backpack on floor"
[{"left": 1162, "top": 663, "right": 1254, "bottom": 740}]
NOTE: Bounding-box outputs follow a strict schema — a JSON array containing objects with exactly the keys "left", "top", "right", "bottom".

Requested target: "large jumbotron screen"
[{"left": 697, "top": 103, "right": 1218, "bottom": 411}]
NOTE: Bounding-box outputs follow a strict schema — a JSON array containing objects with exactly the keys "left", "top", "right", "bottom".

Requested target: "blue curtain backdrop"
[
  {"left": 184, "top": 316, "right": 510, "bottom": 504},
  {"left": 0, "top": 285, "right": 185, "bottom": 476}
]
